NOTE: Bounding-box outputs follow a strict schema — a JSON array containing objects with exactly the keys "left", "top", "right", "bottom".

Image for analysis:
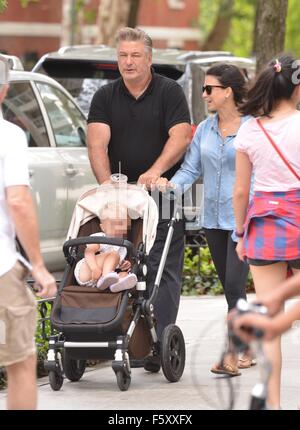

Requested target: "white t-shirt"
[
  {"left": 234, "top": 112, "right": 300, "bottom": 191},
  {"left": 0, "top": 119, "right": 29, "bottom": 276}
]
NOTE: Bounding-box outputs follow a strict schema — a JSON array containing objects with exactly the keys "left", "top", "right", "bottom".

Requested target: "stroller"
[{"left": 45, "top": 183, "right": 186, "bottom": 391}]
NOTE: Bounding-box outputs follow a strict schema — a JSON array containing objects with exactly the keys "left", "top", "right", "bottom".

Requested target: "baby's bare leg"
[
  {"left": 79, "top": 254, "right": 105, "bottom": 283},
  {"left": 77, "top": 260, "right": 92, "bottom": 283},
  {"left": 102, "top": 251, "right": 120, "bottom": 275}
]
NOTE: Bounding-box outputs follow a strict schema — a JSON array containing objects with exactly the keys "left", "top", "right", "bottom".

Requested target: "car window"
[
  {"left": 2, "top": 81, "right": 50, "bottom": 147},
  {"left": 38, "top": 60, "right": 184, "bottom": 117},
  {"left": 36, "top": 82, "right": 87, "bottom": 147}
]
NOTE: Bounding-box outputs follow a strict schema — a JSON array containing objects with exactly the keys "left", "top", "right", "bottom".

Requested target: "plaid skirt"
[{"left": 242, "top": 190, "right": 300, "bottom": 261}]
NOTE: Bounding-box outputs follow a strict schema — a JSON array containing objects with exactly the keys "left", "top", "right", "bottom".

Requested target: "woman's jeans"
[{"left": 203, "top": 228, "right": 248, "bottom": 312}]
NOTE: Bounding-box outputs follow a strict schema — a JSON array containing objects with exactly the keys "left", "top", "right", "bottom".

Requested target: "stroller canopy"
[{"left": 67, "top": 184, "right": 158, "bottom": 253}]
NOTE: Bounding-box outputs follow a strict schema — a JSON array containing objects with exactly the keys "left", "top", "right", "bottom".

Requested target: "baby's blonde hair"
[{"left": 100, "top": 201, "right": 128, "bottom": 220}]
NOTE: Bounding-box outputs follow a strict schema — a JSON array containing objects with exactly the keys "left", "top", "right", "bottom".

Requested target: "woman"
[
  {"left": 233, "top": 54, "right": 300, "bottom": 409},
  {"left": 156, "top": 64, "right": 251, "bottom": 376}
]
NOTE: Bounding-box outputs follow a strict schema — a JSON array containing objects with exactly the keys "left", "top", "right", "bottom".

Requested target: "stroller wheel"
[
  {"left": 116, "top": 370, "right": 131, "bottom": 391},
  {"left": 161, "top": 324, "right": 185, "bottom": 383},
  {"left": 49, "top": 370, "right": 64, "bottom": 391},
  {"left": 62, "top": 350, "right": 86, "bottom": 382}
]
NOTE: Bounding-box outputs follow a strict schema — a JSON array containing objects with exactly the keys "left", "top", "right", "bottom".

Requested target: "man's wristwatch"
[{"left": 235, "top": 230, "right": 244, "bottom": 238}]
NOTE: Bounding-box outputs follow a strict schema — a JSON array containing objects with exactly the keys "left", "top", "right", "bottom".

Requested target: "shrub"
[{"left": 182, "top": 244, "right": 254, "bottom": 296}]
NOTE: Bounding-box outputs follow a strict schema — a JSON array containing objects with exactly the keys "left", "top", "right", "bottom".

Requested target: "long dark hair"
[
  {"left": 206, "top": 64, "right": 247, "bottom": 106},
  {"left": 240, "top": 54, "right": 298, "bottom": 117}
]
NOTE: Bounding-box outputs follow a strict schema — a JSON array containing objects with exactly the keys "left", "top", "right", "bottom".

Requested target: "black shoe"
[{"left": 143, "top": 354, "right": 161, "bottom": 373}]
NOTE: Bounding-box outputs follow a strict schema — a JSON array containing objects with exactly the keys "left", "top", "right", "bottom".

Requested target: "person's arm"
[
  {"left": 232, "top": 300, "right": 300, "bottom": 342},
  {"left": 155, "top": 123, "right": 203, "bottom": 193},
  {"left": 6, "top": 185, "right": 57, "bottom": 298},
  {"left": 233, "top": 150, "right": 252, "bottom": 260},
  {"left": 138, "top": 122, "right": 191, "bottom": 188},
  {"left": 87, "top": 122, "right": 112, "bottom": 184},
  {"left": 138, "top": 82, "right": 191, "bottom": 189},
  {"left": 253, "top": 272, "right": 300, "bottom": 316}
]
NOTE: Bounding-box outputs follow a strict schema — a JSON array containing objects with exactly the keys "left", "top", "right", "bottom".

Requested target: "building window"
[{"left": 167, "top": 0, "right": 186, "bottom": 10}]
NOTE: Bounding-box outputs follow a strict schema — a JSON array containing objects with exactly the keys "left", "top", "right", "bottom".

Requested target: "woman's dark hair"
[
  {"left": 240, "top": 54, "right": 297, "bottom": 117},
  {"left": 206, "top": 63, "right": 247, "bottom": 106}
]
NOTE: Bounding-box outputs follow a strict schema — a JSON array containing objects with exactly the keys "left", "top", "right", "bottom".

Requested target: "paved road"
[{"left": 1, "top": 294, "right": 300, "bottom": 410}]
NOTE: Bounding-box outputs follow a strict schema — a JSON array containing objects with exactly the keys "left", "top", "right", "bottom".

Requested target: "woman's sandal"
[
  {"left": 237, "top": 356, "right": 257, "bottom": 369},
  {"left": 210, "top": 362, "right": 241, "bottom": 377}
]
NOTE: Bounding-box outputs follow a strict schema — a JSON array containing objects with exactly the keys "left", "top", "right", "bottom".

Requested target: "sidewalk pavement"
[{"left": 1, "top": 294, "right": 300, "bottom": 410}]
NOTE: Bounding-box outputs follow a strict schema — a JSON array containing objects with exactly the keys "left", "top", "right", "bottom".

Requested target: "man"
[
  {"left": 87, "top": 27, "right": 191, "bottom": 370},
  {"left": 0, "top": 55, "right": 57, "bottom": 409}
]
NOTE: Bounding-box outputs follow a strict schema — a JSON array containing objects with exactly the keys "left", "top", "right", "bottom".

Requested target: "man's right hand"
[
  {"left": 31, "top": 264, "right": 57, "bottom": 299},
  {"left": 137, "top": 168, "right": 162, "bottom": 190},
  {"left": 101, "top": 178, "right": 113, "bottom": 185}
]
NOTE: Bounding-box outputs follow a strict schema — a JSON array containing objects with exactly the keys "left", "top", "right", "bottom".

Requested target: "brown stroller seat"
[{"left": 46, "top": 183, "right": 185, "bottom": 391}]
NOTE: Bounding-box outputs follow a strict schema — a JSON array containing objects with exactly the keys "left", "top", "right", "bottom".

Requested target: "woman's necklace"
[{"left": 219, "top": 117, "right": 241, "bottom": 135}]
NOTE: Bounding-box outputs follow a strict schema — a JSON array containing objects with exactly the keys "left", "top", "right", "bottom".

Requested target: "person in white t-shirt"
[
  {"left": 74, "top": 201, "right": 137, "bottom": 292},
  {"left": 0, "top": 55, "right": 57, "bottom": 410}
]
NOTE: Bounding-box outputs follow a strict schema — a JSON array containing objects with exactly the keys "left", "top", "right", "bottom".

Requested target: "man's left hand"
[{"left": 137, "top": 169, "right": 161, "bottom": 190}]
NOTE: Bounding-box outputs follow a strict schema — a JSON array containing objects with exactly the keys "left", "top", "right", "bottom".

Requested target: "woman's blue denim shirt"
[{"left": 171, "top": 114, "right": 251, "bottom": 231}]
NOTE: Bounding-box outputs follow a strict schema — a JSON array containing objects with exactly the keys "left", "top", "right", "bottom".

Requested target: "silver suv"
[
  {"left": 33, "top": 46, "right": 255, "bottom": 232},
  {"left": 1, "top": 56, "right": 97, "bottom": 270},
  {"left": 33, "top": 45, "right": 255, "bottom": 127}
]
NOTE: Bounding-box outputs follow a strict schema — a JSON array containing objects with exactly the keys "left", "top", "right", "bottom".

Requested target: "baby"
[{"left": 74, "top": 201, "right": 137, "bottom": 292}]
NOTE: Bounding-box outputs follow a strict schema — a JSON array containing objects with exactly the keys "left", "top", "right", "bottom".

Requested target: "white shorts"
[{"left": 74, "top": 258, "right": 97, "bottom": 287}]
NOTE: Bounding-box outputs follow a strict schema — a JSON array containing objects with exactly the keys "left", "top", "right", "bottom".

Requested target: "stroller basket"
[
  {"left": 51, "top": 284, "right": 152, "bottom": 358},
  {"left": 51, "top": 286, "right": 128, "bottom": 338}
]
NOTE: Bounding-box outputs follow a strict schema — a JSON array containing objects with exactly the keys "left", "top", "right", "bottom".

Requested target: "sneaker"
[
  {"left": 144, "top": 354, "right": 161, "bottom": 373},
  {"left": 96, "top": 272, "right": 119, "bottom": 290},
  {"left": 109, "top": 273, "right": 137, "bottom": 293}
]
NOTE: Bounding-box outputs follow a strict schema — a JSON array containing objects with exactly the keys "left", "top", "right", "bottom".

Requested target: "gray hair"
[
  {"left": 0, "top": 54, "right": 9, "bottom": 85},
  {"left": 116, "top": 27, "right": 153, "bottom": 53}
]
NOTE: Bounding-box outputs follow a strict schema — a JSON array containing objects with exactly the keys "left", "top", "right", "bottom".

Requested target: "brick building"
[{"left": 0, "top": 0, "right": 201, "bottom": 64}]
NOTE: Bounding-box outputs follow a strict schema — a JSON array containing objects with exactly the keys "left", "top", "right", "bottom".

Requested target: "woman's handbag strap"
[{"left": 256, "top": 118, "right": 300, "bottom": 181}]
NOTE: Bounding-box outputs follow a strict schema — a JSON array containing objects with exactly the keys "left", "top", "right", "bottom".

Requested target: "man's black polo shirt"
[{"left": 88, "top": 72, "right": 191, "bottom": 182}]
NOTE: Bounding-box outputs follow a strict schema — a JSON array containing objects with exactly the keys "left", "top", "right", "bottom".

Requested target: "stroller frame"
[{"left": 45, "top": 199, "right": 186, "bottom": 391}]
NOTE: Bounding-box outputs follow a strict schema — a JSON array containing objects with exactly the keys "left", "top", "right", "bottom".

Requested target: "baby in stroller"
[{"left": 74, "top": 201, "right": 137, "bottom": 292}]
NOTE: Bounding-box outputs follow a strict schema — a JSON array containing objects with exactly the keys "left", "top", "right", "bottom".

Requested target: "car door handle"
[
  {"left": 65, "top": 166, "right": 78, "bottom": 176},
  {"left": 29, "top": 169, "right": 34, "bottom": 178}
]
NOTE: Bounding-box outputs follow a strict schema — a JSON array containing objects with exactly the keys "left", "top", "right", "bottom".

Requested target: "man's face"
[{"left": 117, "top": 40, "right": 152, "bottom": 84}]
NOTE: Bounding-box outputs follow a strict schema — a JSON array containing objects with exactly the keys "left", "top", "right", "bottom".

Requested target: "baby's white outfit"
[{"left": 74, "top": 232, "right": 127, "bottom": 287}]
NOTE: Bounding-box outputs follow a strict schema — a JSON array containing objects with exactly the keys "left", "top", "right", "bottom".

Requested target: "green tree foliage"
[
  {"left": 0, "top": 0, "right": 39, "bottom": 11},
  {"left": 285, "top": 0, "right": 300, "bottom": 57},
  {"left": 19, "top": 0, "right": 39, "bottom": 6},
  {"left": 0, "top": 0, "right": 7, "bottom": 13},
  {"left": 223, "top": 0, "right": 257, "bottom": 57},
  {"left": 200, "top": 0, "right": 300, "bottom": 58},
  {"left": 199, "top": 0, "right": 256, "bottom": 56}
]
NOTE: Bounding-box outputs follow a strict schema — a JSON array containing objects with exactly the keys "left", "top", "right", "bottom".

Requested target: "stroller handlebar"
[{"left": 63, "top": 236, "right": 135, "bottom": 262}]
